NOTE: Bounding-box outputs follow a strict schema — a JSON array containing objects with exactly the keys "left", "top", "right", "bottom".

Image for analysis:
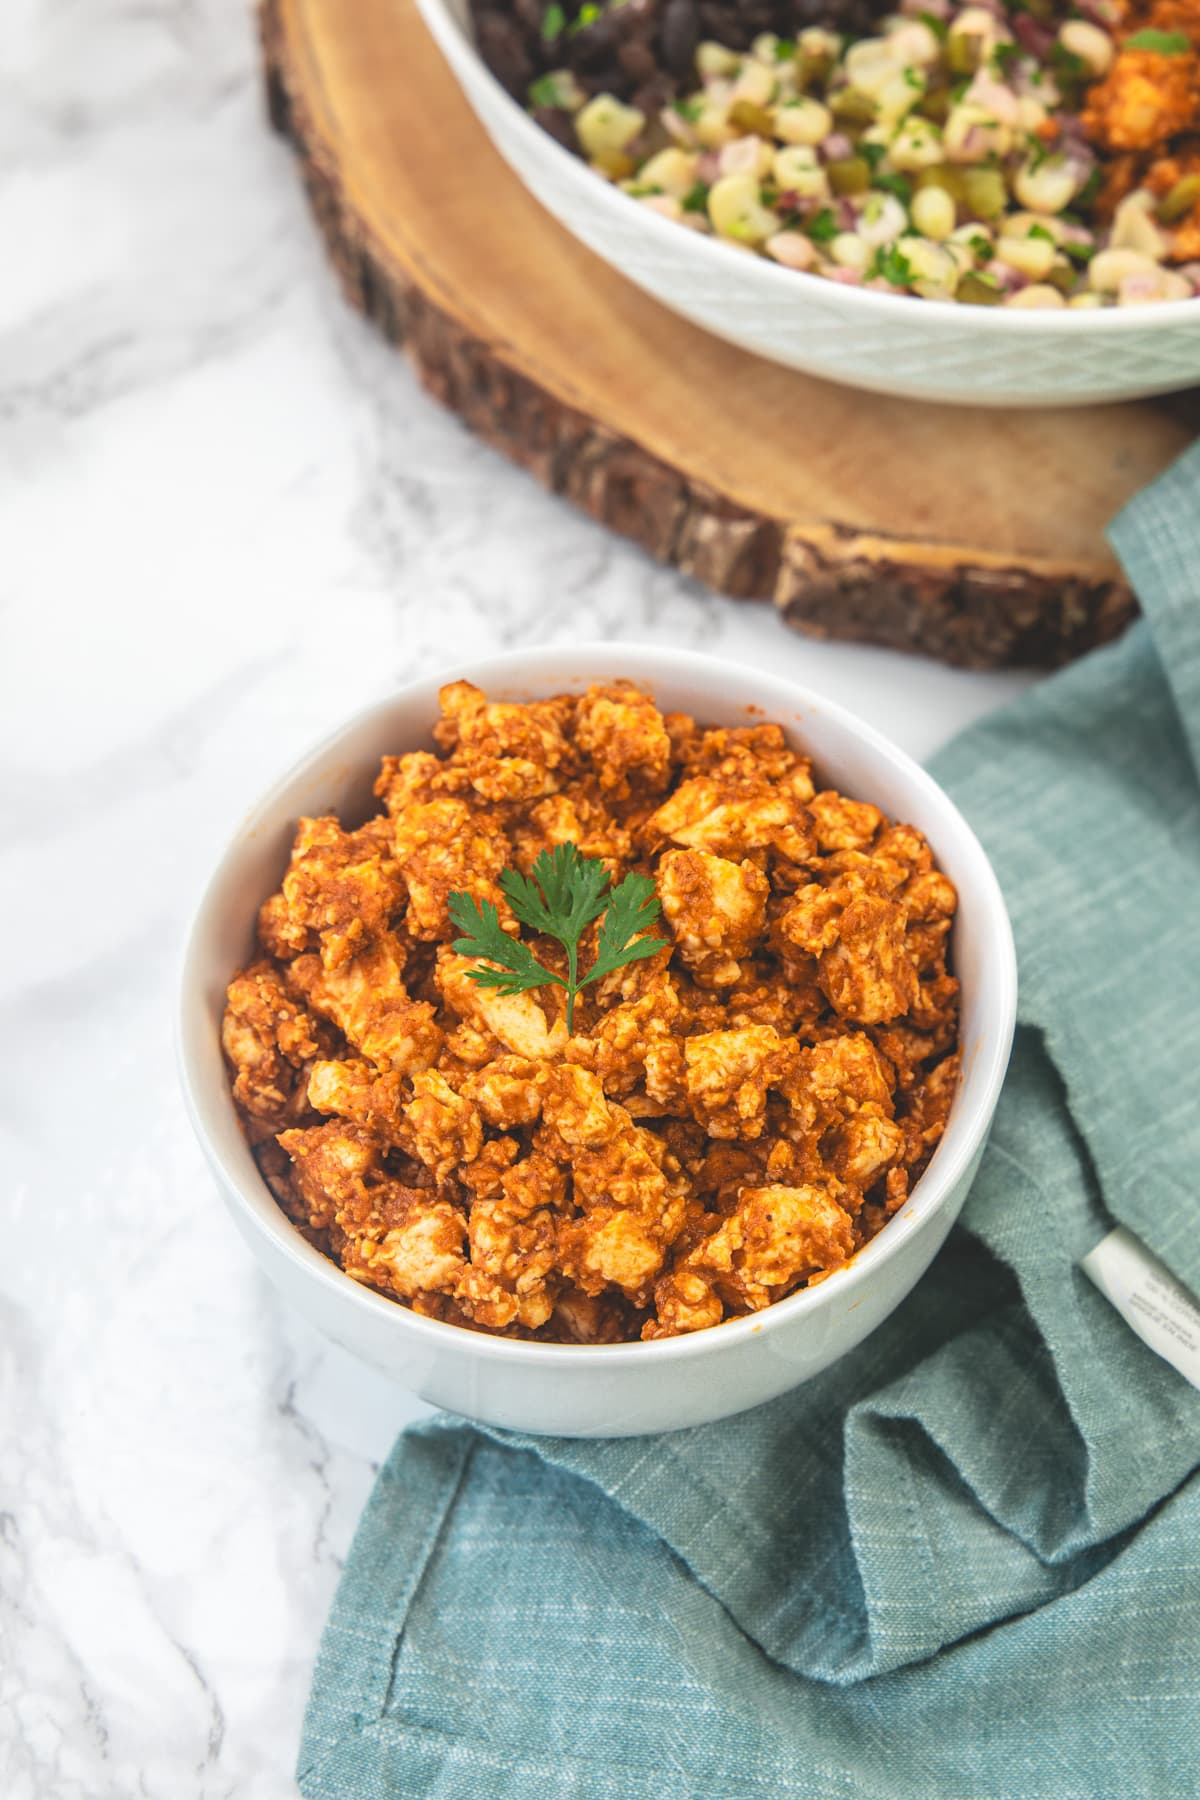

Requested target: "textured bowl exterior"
[
  {"left": 415, "top": 0, "right": 1200, "bottom": 407},
  {"left": 179, "top": 644, "right": 1016, "bottom": 1437}
]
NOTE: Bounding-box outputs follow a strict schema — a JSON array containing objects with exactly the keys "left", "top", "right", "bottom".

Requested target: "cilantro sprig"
[{"left": 448, "top": 843, "right": 665, "bottom": 1032}]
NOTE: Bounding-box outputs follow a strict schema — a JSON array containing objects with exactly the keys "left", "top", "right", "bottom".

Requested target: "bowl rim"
[
  {"left": 416, "top": 0, "right": 1200, "bottom": 335},
  {"left": 178, "top": 641, "right": 1017, "bottom": 1369}
]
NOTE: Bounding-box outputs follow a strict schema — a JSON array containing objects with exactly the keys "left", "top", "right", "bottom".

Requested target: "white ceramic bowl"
[
  {"left": 415, "top": 0, "right": 1200, "bottom": 407},
  {"left": 179, "top": 644, "right": 1016, "bottom": 1436}
]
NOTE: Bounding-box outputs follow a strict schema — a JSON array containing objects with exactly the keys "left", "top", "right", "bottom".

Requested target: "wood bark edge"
[{"left": 259, "top": 0, "right": 1138, "bottom": 670}]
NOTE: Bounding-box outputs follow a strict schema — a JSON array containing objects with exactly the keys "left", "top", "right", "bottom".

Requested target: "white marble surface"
[{"left": 0, "top": 3, "right": 1035, "bottom": 1794}]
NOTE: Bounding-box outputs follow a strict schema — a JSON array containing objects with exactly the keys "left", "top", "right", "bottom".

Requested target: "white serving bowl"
[
  {"left": 179, "top": 644, "right": 1016, "bottom": 1436},
  {"left": 414, "top": 0, "right": 1200, "bottom": 407}
]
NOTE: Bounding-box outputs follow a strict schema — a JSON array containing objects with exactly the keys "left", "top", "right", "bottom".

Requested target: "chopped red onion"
[
  {"left": 988, "top": 260, "right": 1023, "bottom": 292},
  {"left": 1012, "top": 14, "right": 1055, "bottom": 58},
  {"left": 1075, "top": 0, "right": 1119, "bottom": 23}
]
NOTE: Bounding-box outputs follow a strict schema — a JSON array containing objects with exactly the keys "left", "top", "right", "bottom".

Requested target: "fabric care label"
[{"left": 1081, "top": 1227, "right": 1200, "bottom": 1393}]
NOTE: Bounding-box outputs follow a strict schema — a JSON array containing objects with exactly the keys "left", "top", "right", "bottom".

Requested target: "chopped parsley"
[
  {"left": 1025, "top": 132, "right": 1050, "bottom": 171},
  {"left": 903, "top": 64, "right": 924, "bottom": 89},
  {"left": 1027, "top": 222, "right": 1056, "bottom": 243},
  {"left": 873, "top": 243, "right": 915, "bottom": 286},
  {"left": 992, "top": 40, "right": 1021, "bottom": 76},
  {"left": 875, "top": 170, "right": 914, "bottom": 205},
  {"left": 1061, "top": 238, "right": 1095, "bottom": 265},
  {"left": 682, "top": 180, "right": 710, "bottom": 213},
  {"left": 918, "top": 10, "right": 948, "bottom": 41},
  {"left": 540, "top": 3, "right": 565, "bottom": 39},
  {"left": 1049, "top": 41, "right": 1089, "bottom": 97},
  {"left": 569, "top": 1, "right": 601, "bottom": 28},
  {"left": 1125, "top": 29, "right": 1190, "bottom": 54},
  {"left": 968, "top": 233, "right": 994, "bottom": 262},
  {"left": 1076, "top": 167, "right": 1102, "bottom": 210},
  {"left": 773, "top": 37, "right": 796, "bottom": 61},
  {"left": 673, "top": 96, "right": 704, "bottom": 122},
  {"left": 805, "top": 207, "right": 839, "bottom": 243},
  {"left": 529, "top": 73, "right": 569, "bottom": 107}
]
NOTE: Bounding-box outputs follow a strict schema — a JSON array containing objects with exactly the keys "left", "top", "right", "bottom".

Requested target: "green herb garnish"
[
  {"left": 673, "top": 96, "right": 704, "bottom": 122},
  {"left": 1028, "top": 222, "right": 1056, "bottom": 242},
  {"left": 682, "top": 179, "right": 710, "bottom": 212},
  {"left": 968, "top": 233, "right": 995, "bottom": 263},
  {"left": 875, "top": 170, "right": 913, "bottom": 204},
  {"left": 449, "top": 844, "right": 665, "bottom": 1033},
  {"left": 861, "top": 141, "right": 887, "bottom": 172},
  {"left": 529, "top": 73, "right": 567, "bottom": 107},
  {"left": 569, "top": 2, "right": 601, "bottom": 30},
  {"left": 1025, "top": 132, "right": 1050, "bottom": 171},
  {"left": 992, "top": 40, "right": 1021, "bottom": 75},
  {"left": 1075, "top": 166, "right": 1102, "bottom": 209},
  {"left": 873, "top": 243, "right": 915, "bottom": 286},
  {"left": 805, "top": 206, "right": 839, "bottom": 243},
  {"left": 541, "top": 3, "right": 565, "bottom": 39},
  {"left": 1061, "top": 237, "right": 1095, "bottom": 265},
  {"left": 919, "top": 10, "right": 948, "bottom": 40},
  {"left": 1049, "top": 41, "right": 1088, "bottom": 96},
  {"left": 773, "top": 36, "right": 796, "bottom": 60},
  {"left": 1125, "top": 28, "right": 1190, "bottom": 54}
]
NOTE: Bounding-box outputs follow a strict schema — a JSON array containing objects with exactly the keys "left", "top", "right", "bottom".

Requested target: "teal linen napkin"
[{"left": 298, "top": 445, "right": 1200, "bottom": 1800}]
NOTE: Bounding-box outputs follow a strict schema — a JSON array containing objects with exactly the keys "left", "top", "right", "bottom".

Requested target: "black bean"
[
  {"left": 631, "top": 73, "right": 676, "bottom": 118},
  {"left": 469, "top": 0, "right": 899, "bottom": 136},
  {"left": 511, "top": 0, "right": 544, "bottom": 34},
  {"left": 617, "top": 38, "right": 660, "bottom": 81},
  {"left": 473, "top": 9, "right": 534, "bottom": 96},
  {"left": 659, "top": 0, "right": 699, "bottom": 77},
  {"left": 567, "top": 17, "right": 621, "bottom": 70},
  {"left": 530, "top": 104, "right": 580, "bottom": 151}
]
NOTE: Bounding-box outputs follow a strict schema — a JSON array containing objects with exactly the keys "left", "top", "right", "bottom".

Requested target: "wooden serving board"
[{"left": 260, "top": 0, "right": 1200, "bottom": 667}]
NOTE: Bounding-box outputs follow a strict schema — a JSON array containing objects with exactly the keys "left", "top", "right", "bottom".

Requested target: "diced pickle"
[
  {"left": 917, "top": 87, "right": 953, "bottom": 125},
  {"left": 963, "top": 167, "right": 1008, "bottom": 220},
  {"left": 1159, "top": 176, "right": 1200, "bottom": 225},
  {"left": 917, "top": 165, "right": 968, "bottom": 204},
  {"left": 793, "top": 50, "right": 834, "bottom": 90},
  {"left": 945, "top": 34, "right": 981, "bottom": 76},
  {"left": 830, "top": 87, "right": 876, "bottom": 125},
  {"left": 730, "top": 99, "right": 775, "bottom": 135},
  {"left": 828, "top": 156, "right": 872, "bottom": 196},
  {"left": 957, "top": 271, "right": 1004, "bottom": 305},
  {"left": 592, "top": 148, "right": 637, "bottom": 179}
]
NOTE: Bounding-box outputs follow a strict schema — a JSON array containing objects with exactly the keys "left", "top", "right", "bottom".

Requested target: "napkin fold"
[{"left": 298, "top": 445, "right": 1200, "bottom": 1800}]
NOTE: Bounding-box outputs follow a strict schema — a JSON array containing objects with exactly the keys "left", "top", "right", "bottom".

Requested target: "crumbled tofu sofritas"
[{"left": 222, "top": 681, "right": 961, "bottom": 1343}]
